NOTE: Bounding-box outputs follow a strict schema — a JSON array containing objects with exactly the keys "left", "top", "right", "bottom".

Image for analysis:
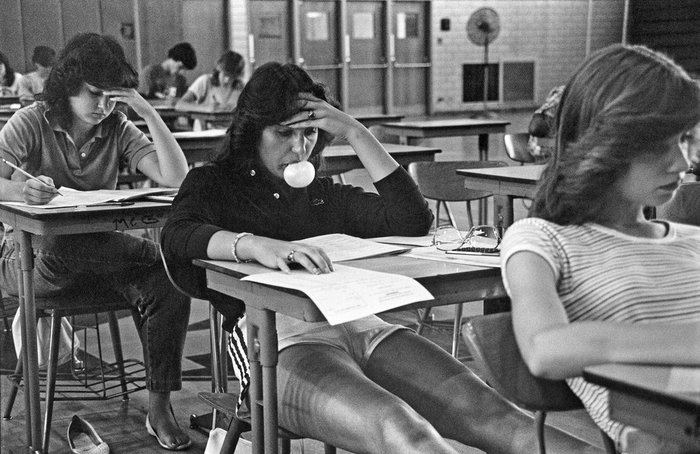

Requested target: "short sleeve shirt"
[
  {"left": 0, "top": 102, "right": 155, "bottom": 190},
  {"left": 501, "top": 217, "right": 700, "bottom": 444},
  {"left": 139, "top": 64, "right": 187, "bottom": 99},
  {"left": 187, "top": 74, "right": 241, "bottom": 108},
  {"left": 17, "top": 72, "right": 45, "bottom": 103}
]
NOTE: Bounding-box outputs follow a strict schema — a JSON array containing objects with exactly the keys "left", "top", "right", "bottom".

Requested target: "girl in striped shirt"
[{"left": 501, "top": 44, "right": 700, "bottom": 454}]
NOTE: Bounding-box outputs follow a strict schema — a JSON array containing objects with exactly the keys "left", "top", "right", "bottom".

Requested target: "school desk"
[
  {"left": 0, "top": 200, "right": 171, "bottom": 453},
  {"left": 319, "top": 143, "right": 441, "bottom": 177},
  {"left": 194, "top": 254, "right": 506, "bottom": 454},
  {"left": 379, "top": 118, "right": 510, "bottom": 160},
  {"left": 584, "top": 364, "right": 700, "bottom": 448},
  {"left": 457, "top": 164, "right": 544, "bottom": 230}
]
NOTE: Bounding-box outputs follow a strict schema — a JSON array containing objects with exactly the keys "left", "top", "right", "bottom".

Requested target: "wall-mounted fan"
[{"left": 467, "top": 7, "right": 501, "bottom": 117}]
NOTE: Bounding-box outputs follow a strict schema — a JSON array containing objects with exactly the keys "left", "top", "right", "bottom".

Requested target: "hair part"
[
  {"left": 168, "top": 42, "right": 197, "bottom": 70},
  {"left": 40, "top": 33, "right": 138, "bottom": 129},
  {"left": 530, "top": 44, "right": 700, "bottom": 224},
  {"left": 211, "top": 51, "right": 245, "bottom": 88},
  {"left": 216, "top": 62, "right": 337, "bottom": 173}
]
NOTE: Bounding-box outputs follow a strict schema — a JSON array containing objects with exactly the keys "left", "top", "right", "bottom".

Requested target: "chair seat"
[{"left": 3, "top": 288, "right": 128, "bottom": 315}]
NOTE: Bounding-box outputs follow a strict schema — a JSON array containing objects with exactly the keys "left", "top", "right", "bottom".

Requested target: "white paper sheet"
[
  {"left": 295, "top": 233, "right": 409, "bottom": 262},
  {"left": 667, "top": 367, "right": 700, "bottom": 394},
  {"left": 4, "top": 187, "right": 178, "bottom": 209},
  {"left": 406, "top": 246, "right": 501, "bottom": 268},
  {"left": 241, "top": 264, "right": 433, "bottom": 325},
  {"left": 369, "top": 235, "right": 434, "bottom": 247}
]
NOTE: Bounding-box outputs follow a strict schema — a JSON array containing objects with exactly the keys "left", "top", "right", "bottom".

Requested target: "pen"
[{"left": 1, "top": 158, "right": 64, "bottom": 196}]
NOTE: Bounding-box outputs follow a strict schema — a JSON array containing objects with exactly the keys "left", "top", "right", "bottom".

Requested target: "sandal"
[{"left": 145, "top": 406, "right": 192, "bottom": 451}]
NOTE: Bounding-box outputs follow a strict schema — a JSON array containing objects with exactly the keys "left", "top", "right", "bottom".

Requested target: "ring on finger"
[
  {"left": 307, "top": 110, "right": 315, "bottom": 119},
  {"left": 287, "top": 250, "right": 297, "bottom": 263}
]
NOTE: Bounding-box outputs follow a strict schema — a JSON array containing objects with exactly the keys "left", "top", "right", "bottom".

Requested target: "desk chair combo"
[
  {"left": 1, "top": 283, "right": 145, "bottom": 453},
  {"left": 504, "top": 133, "right": 554, "bottom": 165},
  {"left": 407, "top": 160, "right": 508, "bottom": 357},
  {"left": 463, "top": 312, "right": 617, "bottom": 454},
  {"left": 159, "top": 246, "right": 337, "bottom": 454}
]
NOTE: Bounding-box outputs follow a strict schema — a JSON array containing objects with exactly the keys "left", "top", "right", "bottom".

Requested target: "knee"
[{"left": 371, "top": 403, "right": 443, "bottom": 454}]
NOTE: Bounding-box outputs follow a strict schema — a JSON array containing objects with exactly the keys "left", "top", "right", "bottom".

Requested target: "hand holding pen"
[{"left": 1, "top": 159, "right": 63, "bottom": 205}]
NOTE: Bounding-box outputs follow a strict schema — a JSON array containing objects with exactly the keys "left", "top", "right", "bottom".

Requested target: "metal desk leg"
[
  {"left": 18, "top": 231, "right": 42, "bottom": 452},
  {"left": 477, "top": 133, "right": 490, "bottom": 224},
  {"left": 259, "top": 309, "right": 279, "bottom": 454},
  {"left": 246, "top": 308, "right": 264, "bottom": 454}
]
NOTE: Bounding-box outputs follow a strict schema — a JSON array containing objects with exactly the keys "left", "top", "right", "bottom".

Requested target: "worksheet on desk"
[
  {"left": 4, "top": 187, "right": 178, "bottom": 209},
  {"left": 294, "top": 233, "right": 409, "bottom": 262},
  {"left": 241, "top": 264, "right": 433, "bottom": 325}
]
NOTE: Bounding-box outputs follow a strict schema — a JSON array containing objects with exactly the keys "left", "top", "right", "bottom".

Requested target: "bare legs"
[{"left": 277, "top": 330, "right": 604, "bottom": 454}]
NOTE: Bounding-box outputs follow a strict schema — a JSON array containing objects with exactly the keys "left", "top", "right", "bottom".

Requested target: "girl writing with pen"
[{"left": 0, "top": 33, "right": 193, "bottom": 450}]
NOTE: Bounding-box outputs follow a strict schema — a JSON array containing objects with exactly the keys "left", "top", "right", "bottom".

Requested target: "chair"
[
  {"left": 2, "top": 286, "right": 145, "bottom": 454},
  {"left": 408, "top": 160, "right": 508, "bottom": 230},
  {"left": 504, "top": 133, "right": 536, "bottom": 165},
  {"left": 158, "top": 246, "right": 337, "bottom": 454},
  {"left": 462, "top": 312, "right": 617, "bottom": 454},
  {"left": 407, "top": 160, "right": 508, "bottom": 357}
]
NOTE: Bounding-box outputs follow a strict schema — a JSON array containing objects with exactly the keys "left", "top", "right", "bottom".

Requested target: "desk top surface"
[
  {"left": 323, "top": 142, "right": 441, "bottom": 157},
  {"left": 584, "top": 364, "right": 700, "bottom": 413},
  {"left": 381, "top": 118, "right": 511, "bottom": 129},
  {"left": 457, "top": 164, "right": 545, "bottom": 182},
  {"left": 0, "top": 199, "right": 170, "bottom": 220}
]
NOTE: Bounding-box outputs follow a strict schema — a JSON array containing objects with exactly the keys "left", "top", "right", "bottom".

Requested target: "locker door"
[
  {"left": 249, "top": 0, "right": 291, "bottom": 68},
  {"left": 299, "top": 0, "right": 342, "bottom": 105},
  {"left": 346, "top": 0, "right": 386, "bottom": 114},
  {"left": 392, "top": 0, "right": 430, "bottom": 115}
]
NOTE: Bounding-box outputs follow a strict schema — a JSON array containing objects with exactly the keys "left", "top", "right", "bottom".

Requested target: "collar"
[{"left": 42, "top": 103, "right": 108, "bottom": 140}]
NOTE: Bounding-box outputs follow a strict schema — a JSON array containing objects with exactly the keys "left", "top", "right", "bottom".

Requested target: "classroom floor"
[{"left": 0, "top": 109, "right": 600, "bottom": 454}]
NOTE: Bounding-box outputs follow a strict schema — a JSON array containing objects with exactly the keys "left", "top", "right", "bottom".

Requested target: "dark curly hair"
[
  {"left": 211, "top": 50, "right": 245, "bottom": 89},
  {"left": 530, "top": 44, "right": 700, "bottom": 224},
  {"left": 40, "top": 33, "right": 138, "bottom": 129},
  {"left": 168, "top": 42, "right": 197, "bottom": 70},
  {"left": 0, "top": 51, "right": 17, "bottom": 88},
  {"left": 216, "top": 62, "right": 337, "bottom": 173}
]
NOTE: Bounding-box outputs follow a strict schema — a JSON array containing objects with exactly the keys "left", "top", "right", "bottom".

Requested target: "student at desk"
[
  {"left": 0, "top": 33, "right": 192, "bottom": 450},
  {"left": 175, "top": 50, "right": 245, "bottom": 114},
  {"left": 501, "top": 44, "right": 700, "bottom": 454},
  {"left": 17, "top": 45, "right": 56, "bottom": 106},
  {"left": 139, "top": 42, "right": 197, "bottom": 101},
  {"left": 0, "top": 51, "right": 21, "bottom": 96},
  {"left": 161, "top": 62, "right": 597, "bottom": 454}
]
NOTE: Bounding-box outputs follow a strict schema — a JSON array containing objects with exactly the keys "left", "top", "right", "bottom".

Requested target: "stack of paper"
[{"left": 5, "top": 187, "right": 178, "bottom": 209}]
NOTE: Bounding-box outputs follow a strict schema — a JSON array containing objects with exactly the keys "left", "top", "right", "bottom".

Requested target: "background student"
[
  {"left": 501, "top": 44, "right": 700, "bottom": 454},
  {"left": 18, "top": 45, "right": 56, "bottom": 106},
  {"left": 139, "top": 42, "right": 197, "bottom": 101},
  {"left": 0, "top": 33, "right": 192, "bottom": 451},
  {"left": 161, "top": 62, "right": 601, "bottom": 454},
  {"left": 175, "top": 50, "right": 245, "bottom": 113},
  {"left": 0, "top": 51, "right": 22, "bottom": 96}
]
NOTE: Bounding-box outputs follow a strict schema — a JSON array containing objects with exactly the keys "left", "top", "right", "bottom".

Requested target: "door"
[
  {"left": 392, "top": 0, "right": 430, "bottom": 115},
  {"left": 248, "top": 0, "right": 292, "bottom": 68},
  {"left": 299, "top": 0, "right": 342, "bottom": 104},
  {"left": 346, "top": 0, "right": 386, "bottom": 114}
]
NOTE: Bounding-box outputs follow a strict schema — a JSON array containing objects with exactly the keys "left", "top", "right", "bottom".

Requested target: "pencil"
[{"left": 1, "top": 159, "right": 64, "bottom": 196}]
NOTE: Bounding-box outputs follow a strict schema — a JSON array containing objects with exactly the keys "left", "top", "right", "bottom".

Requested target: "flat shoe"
[
  {"left": 145, "top": 406, "right": 192, "bottom": 451},
  {"left": 67, "top": 414, "right": 110, "bottom": 454}
]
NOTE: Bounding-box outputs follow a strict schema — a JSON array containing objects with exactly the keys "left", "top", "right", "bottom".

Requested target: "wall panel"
[
  {"left": 21, "top": 0, "right": 63, "bottom": 72},
  {"left": 61, "top": 0, "right": 102, "bottom": 42}
]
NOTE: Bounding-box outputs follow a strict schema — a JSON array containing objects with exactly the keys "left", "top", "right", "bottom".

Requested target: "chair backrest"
[
  {"left": 503, "top": 133, "right": 536, "bottom": 164},
  {"left": 407, "top": 160, "right": 509, "bottom": 202},
  {"left": 463, "top": 312, "right": 583, "bottom": 412}
]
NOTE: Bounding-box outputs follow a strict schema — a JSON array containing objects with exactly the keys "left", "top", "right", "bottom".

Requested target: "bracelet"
[{"left": 231, "top": 232, "right": 253, "bottom": 263}]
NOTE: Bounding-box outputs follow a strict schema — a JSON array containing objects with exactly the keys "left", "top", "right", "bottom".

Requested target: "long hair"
[
  {"left": 0, "top": 52, "right": 17, "bottom": 87},
  {"left": 216, "top": 62, "right": 336, "bottom": 173},
  {"left": 211, "top": 51, "right": 245, "bottom": 89},
  {"left": 530, "top": 44, "right": 700, "bottom": 224},
  {"left": 40, "top": 33, "right": 138, "bottom": 129}
]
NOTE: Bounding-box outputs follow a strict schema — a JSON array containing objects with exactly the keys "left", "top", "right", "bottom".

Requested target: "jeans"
[{"left": 0, "top": 231, "right": 191, "bottom": 392}]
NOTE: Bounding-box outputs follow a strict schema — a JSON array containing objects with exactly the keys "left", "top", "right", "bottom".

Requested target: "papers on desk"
[
  {"left": 242, "top": 264, "right": 433, "bottom": 325},
  {"left": 406, "top": 246, "right": 501, "bottom": 268},
  {"left": 370, "top": 235, "right": 434, "bottom": 247},
  {"left": 295, "top": 233, "right": 409, "bottom": 262},
  {"left": 667, "top": 367, "right": 700, "bottom": 394},
  {"left": 5, "top": 187, "right": 178, "bottom": 209}
]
